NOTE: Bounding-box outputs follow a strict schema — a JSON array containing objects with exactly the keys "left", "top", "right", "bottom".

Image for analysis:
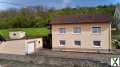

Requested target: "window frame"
[
  {"left": 74, "top": 40, "right": 81, "bottom": 46},
  {"left": 59, "top": 40, "right": 66, "bottom": 46},
  {"left": 92, "top": 27, "right": 101, "bottom": 33},
  {"left": 93, "top": 40, "right": 101, "bottom": 48},
  {"left": 73, "top": 27, "right": 81, "bottom": 34},
  {"left": 59, "top": 27, "right": 66, "bottom": 34}
]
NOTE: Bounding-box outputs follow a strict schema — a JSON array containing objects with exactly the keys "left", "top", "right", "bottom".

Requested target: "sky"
[{"left": 0, "top": 0, "right": 118, "bottom": 10}]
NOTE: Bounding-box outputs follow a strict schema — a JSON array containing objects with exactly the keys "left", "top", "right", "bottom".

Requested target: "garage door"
[{"left": 26, "top": 41, "right": 35, "bottom": 54}]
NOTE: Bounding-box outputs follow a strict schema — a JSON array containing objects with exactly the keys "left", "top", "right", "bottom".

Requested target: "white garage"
[{"left": 25, "top": 38, "right": 43, "bottom": 54}]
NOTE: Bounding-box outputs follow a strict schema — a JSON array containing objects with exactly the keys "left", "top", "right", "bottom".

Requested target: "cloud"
[{"left": 62, "top": 0, "right": 72, "bottom": 7}]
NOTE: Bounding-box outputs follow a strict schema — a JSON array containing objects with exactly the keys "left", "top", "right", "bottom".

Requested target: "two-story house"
[{"left": 50, "top": 14, "right": 112, "bottom": 53}]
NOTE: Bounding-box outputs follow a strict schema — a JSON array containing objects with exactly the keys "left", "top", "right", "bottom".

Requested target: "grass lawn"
[{"left": 0, "top": 28, "right": 49, "bottom": 40}]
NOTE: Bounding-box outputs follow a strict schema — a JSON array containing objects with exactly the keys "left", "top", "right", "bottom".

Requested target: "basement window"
[
  {"left": 93, "top": 41, "right": 101, "bottom": 47},
  {"left": 59, "top": 40, "right": 66, "bottom": 46},
  {"left": 74, "top": 40, "right": 81, "bottom": 46}
]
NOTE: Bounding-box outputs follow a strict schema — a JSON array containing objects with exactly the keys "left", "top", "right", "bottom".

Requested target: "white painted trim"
[
  {"left": 58, "top": 40, "right": 66, "bottom": 47},
  {"left": 72, "top": 27, "right": 81, "bottom": 34},
  {"left": 74, "top": 40, "right": 81, "bottom": 46},
  {"left": 56, "top": 33, "right": 66, "bottom": 35},
  {"left": 72, "top": 33, "right": 81, "bottom": 35},
  {"left": 93, "top": 45, "right": 101, "bottom": 48},
  {"left": 91, "top": 24, "right": 102, "bottom": 34},
  {"left": 57, "top": 26, "right": 66, "bottom": 34},
  {"left": 92, "top": 40, "right": 102, "bottom": 48}
]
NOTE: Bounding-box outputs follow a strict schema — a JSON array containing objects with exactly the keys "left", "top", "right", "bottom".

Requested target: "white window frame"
[
  {"left": 74, "top": 40, "right": 81, "bottom": 46},
  {"left": 58, "top": 27, "right": 66, "bottom": 34},
  {"left": 72, "top": 27, "right": 81, "bottom": 34},
  {"left": 92, "top": 27, "right": 101, "bottom": 33},
  {"left": 59, "top": 40, "right": 66, "bottom": 46},
  {"left": 93, "top": 40, "right": 101, "bottom": 48}
]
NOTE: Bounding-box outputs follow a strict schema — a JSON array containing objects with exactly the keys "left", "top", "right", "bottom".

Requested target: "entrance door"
[{"left": 27, "top": 41, "right": 35, "bottom": 54}]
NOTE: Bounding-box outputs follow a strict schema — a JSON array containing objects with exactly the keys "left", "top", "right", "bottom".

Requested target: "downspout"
[
  {"left": 49, "top": 22, "right": 52, "bottom": 49},
  {"left": 109, "top": 22, "right": 111, "bottom": 52}
]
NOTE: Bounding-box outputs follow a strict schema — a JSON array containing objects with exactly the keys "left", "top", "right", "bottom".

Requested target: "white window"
[
  {"left": 74, "top": 40, "right": 81, "bottom": 46},
  {"left": 93, "top": 41, "right": 101, "bottom": 47},
  {"left": 59, "top": 40, "right": 66, "bottom": 46},
  {"left": 92, "top": 27, "right": 101, "bottom": 33},
  {"left": 59, "top": 28, "right": 65, "bottom": 33},
  {"left": 73, "top": 27, "right": 81, "bottom": 34}
]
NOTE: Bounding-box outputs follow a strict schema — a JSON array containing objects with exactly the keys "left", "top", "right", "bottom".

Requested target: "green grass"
[{"left": 0, "top": 28, "right": 49, "bottom": 40}]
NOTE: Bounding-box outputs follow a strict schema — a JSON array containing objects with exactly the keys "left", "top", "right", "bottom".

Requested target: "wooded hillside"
[{"left": 0, "top": 5, "right": 115, "bottom": 29}]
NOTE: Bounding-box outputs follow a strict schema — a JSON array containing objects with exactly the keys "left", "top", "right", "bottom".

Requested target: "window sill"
[
  {"left": 92, "top": 32, "right": 101, "bottom": 34},
  {"left": 75, "top": 45, "right": 81, "bottom": 46},
  {"left": 56, "top": 33, "right": 66, "bottom": 35},
  {"left": 93, "top": 46, "right": 101, "bottom": 48},
  {"left": 59, "top": 45, "right": 65, "bottom": 47},
  {"left": 92, "top": 33, "right": 101, "bottom": 35},
  {"left": 72, "top": 33, "right": 81, "bottom": 35}
]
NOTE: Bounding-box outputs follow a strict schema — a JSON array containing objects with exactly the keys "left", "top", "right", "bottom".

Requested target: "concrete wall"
[
  {"left": 52, "top": 23, "right": 111, "bottom": 52},
  {"left": 0, "top": 38, "right": 43, "bottom": 55}
]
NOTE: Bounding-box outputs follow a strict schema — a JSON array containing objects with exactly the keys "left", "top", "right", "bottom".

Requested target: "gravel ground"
[
  {"left": 0, "top": 49, "right": 116, "bottom": 67},
  {"left": 31, "top": 49, "right": 112, "bottom": 63},
  {"left": 0, "top": 59, "right": 65, "bottom": 67}
]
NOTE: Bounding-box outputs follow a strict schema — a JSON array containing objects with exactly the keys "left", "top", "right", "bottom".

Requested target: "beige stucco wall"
[
  {"left": 0, "top": 38, "right": 43, "bottom": 55},
  {"left": 52, "top": 23, "right": 111, "bottom": 52},
  {"left": 0, "top": 40, "right": 26, "bottom": 55}
]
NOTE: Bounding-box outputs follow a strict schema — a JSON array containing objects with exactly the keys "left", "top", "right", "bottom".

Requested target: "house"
[
  {"left": 50, "top": 14, "right": 112, "bottom": 53},
  {"left": 0, "top": 31, "right": 43, "bottom": 55}
]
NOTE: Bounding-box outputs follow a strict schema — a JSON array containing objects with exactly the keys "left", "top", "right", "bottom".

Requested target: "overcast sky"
[{"left": 0, "top": 0, "right": 118, "bottom": 10}]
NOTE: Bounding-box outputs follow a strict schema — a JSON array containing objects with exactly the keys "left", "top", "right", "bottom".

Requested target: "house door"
[{"left": 26, "top": 41, "right": 35, "bottom": 54}]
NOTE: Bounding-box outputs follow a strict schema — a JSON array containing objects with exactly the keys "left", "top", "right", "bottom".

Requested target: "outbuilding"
[
  {"left": 0, "top": 38, "right": 43, "bottom": 55},
  {"left": 0, "top": 31, "right": 43, "bottom": 55}
]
